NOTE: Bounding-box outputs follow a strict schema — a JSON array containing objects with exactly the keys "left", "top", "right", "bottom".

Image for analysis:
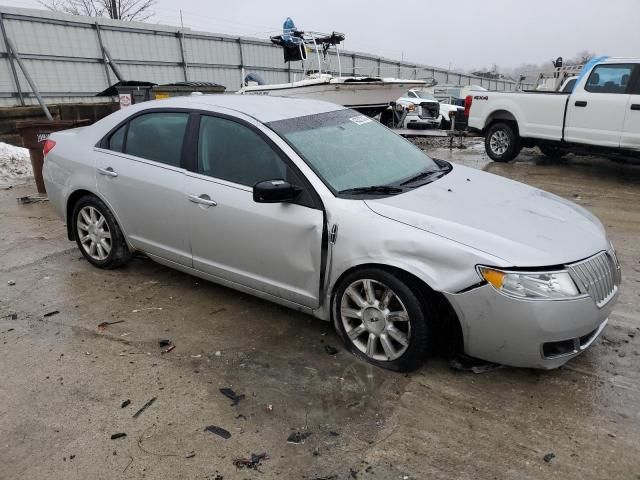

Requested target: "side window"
[
  {"left": 108, "top": 124, "right": 126, "bottom": 152},
  {"left": 197, "top": 115, "right": 288, "bottom": 187},
  {"left": 125, "top": 112, "right": 189, "bottom": 167},
  {"left": 407, "top": 91, "right": 416, "bottom": 98},
  {"left": 585, "top": 64, "right": 634, "bottom": 94}
]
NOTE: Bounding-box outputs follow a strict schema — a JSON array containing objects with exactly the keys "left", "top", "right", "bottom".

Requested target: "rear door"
[
  {"left": 185, "top": 113, "right": 325, "bottom": 308},
  {"left": 621, "top": 67, "right": 640, "bottom": 150},
  {"left": 95, "top": 110, "right": 191, "bottom": 265},
  {"left": 565, "top": 63, "right": 634, "bottom": 147}
]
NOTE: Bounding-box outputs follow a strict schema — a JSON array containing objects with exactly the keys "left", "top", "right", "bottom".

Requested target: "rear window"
[{"left": 125, "top": 112, "right": 189, "bottom": 167}]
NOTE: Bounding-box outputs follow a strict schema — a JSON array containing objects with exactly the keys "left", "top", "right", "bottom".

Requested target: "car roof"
[{"left": 129, "top": 94, "right": 346, "bottom": 123}]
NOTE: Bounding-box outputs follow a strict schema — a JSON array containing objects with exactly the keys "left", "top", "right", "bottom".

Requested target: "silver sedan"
[{"left": 42, "top": 95, "right": 621, "bottom": 371}]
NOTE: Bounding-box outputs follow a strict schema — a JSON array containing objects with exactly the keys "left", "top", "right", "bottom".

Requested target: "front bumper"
[
  {"left": 405, "top": 113, "right": 440, "bottom": 129},
  {"left": 444, "top": 284, "right": 618, "bottom": 369}
]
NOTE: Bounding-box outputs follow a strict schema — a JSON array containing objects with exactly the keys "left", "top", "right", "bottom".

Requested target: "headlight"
[{"left": 478, "top": 266, "right": 583, "bottom": 300}]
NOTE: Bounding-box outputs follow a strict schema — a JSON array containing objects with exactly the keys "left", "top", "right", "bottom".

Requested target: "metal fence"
[{"left": 0, "top": 6, "right": 530, "bottom": 107}]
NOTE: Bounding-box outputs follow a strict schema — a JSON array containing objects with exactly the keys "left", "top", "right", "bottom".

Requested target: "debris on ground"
[
  {"left": 287, "top": 431, "right": 313, "bottom": 444},
  {"left": 220, "top": 387, "right": 245, "bottom": 406},
  {"left": 185, "top": 451, "right": 196, "bottom": 458},
  {"left": 328, "top": 431, "right": 339, "bottom": 437},
  {"left": 132, "top": 397, "right": 157, "bottom": 418},
  {"left": 131, "top": 307, "right": 163, "bottom": 313},
  {"left": 111, "top": 433, "right": 127, "bottom": 440},
  {"left": 16, "top": 195, "right": 48, "bottom": 204},
  {"left": 158, "top": 339, "right": 175, "bottom": 354},
  {"left": 121, "top": 399, "right": 131, "bottom": 408},
  {"left": 233, "top": 452, "right": 268, "bottom": 470},
  {"left": 4, "top": 313, "right": 18, "bottom": 320},
  {"left": 324, "top": 345, "right": 338, "bottom": 355},
  {"left": 449, "top": 354, "right": 504, "bottom": 374},
  {"left": 543, "top": 452, "right": 556, "bottom": 463},
  {"left": 7, "top": 280, "right": 15, "bottom": 286},
  {"left": 204, "top": 425, "right": 231, "bottom": 439},
  {"left": 266, "top": 404, "right": 273, "bottom": 412},
  {"left": 43, "top": 310, "right": 59, "bottom": 318},
  {"left": 161, "top": 344, "right": 175, "bottom": 354},
  {"left": 97, "top": 320, "right": 125, "bottom": 331},
  {"left": 310, "top": 476, "right": 338, "bottom": 480}
]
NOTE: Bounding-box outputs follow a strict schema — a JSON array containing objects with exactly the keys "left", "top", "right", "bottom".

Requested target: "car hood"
[{"left": 365, "top": 164, "right": 608, "bottom": 266}]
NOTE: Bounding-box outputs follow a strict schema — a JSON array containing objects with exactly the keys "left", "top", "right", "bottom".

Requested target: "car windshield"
[
  {"left": 269, "top": 109, "right": 443, "bottom": 195},
  {"left": 413, "top": 91, "right": 437, "bottom": 101}
]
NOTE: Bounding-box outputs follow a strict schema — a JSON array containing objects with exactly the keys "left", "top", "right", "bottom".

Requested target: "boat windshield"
[{"left": 268, "top": 109, "right": 444, "bottom": 196}]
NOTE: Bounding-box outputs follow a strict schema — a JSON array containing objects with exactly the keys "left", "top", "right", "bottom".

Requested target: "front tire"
[
  {"left": 485, "top": 122, "right": 521, "bottom": 162},
  {"left": 72, "top": 195, "right": 131, "bottom": 269},
  {"left": 333, "top": 268, "right": 430, "bottom": 372}
]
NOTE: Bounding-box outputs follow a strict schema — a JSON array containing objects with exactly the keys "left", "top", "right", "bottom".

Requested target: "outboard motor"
[{"left": 244, "top": 73, "right": 266, "bottom": 87}]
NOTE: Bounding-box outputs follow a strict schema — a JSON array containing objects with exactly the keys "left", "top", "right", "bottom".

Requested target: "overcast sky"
[{"left": 3, "top": 0, "right": 639, "bottom": 70}]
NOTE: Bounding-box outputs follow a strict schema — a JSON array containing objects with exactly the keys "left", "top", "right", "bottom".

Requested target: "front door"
[
  {"left": 186, "top": 114, "right": 324, "bottom": 308},
  {"left": 565, "top": 63, "right": 634, "bottom": 148},
  {"left": 95, "top": 111, "right": 191, "bottom": 265}
]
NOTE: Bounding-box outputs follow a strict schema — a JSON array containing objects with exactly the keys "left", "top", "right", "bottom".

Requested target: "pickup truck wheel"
[
  {"left": 539, "top": 143, "right": 567, "bottom": 159},
  {"left": 333, "top": 268, "right": 429, "bottom": 372},
  {"left": 485, "top": 122, "right": 520, "bottom": 162}
]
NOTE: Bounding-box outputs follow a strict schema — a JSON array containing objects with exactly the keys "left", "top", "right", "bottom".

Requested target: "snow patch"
[{"left": 0, "top": 142, "right": 32, "bottom": 187}]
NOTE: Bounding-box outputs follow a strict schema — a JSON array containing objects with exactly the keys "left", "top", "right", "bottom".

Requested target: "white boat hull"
[{"left": 239, "top": 77, "right": 426, "bottom": 113}]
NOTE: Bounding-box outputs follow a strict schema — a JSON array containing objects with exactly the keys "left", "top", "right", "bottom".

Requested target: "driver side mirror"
[{"left": 253, "top": 179, "right": 302, "bottom": 203}]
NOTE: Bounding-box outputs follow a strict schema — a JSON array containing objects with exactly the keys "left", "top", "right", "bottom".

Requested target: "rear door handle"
[
  {"left": 188, "top": 194, "right": 217, "bottom": 207},
  {"left": 631, "top": 104, "right": 640, "bottom": 111},
  {"left": 97, "top": 167, "right": 118, "bottom": 177},
  {"left": 574, "top": 100, "right": 587, "bottom": 107}
]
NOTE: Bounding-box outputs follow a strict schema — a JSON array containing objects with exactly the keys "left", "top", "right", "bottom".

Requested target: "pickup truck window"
[{"left": 585, "top": 64, "right": 635, "bottom": 94}]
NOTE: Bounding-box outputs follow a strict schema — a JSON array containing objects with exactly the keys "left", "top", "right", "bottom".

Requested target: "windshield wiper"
[
  {"left": 399, "top": 166, "right": 451, "bottom": 186},
  {"left": 338, "top": 185, "right": 404, "bottom": 195}
]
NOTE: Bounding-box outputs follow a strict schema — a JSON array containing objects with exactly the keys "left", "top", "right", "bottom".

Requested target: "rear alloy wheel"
[
  {"left": 485, "top": 122, "right": 521, "bottom": 162},
  {"left": 72, "top": 195, "right": 131, "bottom": 269},
  {"left": 334, "top": 269, "right": 429, "bottom": 372}
]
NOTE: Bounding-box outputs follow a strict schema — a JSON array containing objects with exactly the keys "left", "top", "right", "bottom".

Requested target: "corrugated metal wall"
[{"left": 0, "top": 6, "right": 530, "bottom": 107}]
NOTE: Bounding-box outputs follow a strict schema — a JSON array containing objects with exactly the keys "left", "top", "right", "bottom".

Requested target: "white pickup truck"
[{"left": 467, "top": 57, "right": 640, "bottom": 162}]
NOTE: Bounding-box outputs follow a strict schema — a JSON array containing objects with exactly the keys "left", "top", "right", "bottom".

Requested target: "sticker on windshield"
[{"left": 349, "top": 115, "right": 372, "bottom": 125}]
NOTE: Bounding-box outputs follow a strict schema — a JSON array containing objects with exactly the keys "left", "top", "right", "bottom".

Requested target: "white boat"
[
  {"left": 238, "top": 23, "right": 426, "bottom": 116},
  {"left": 241, "top": 74, "right": 426, "bottom": 115}
]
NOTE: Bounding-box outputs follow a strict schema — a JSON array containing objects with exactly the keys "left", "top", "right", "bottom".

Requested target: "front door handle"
[
  {"left": 188, "top": 194, "right": 217, "bottom": 207},
  {"left": 98, "top": 167, "right": 118, "bottom": 177},
  {"left": 575, "top": 100, "right": 587, "bottom": 107},
  {"left": 631, "top": 104, "right": 640, "bottom": 111}
]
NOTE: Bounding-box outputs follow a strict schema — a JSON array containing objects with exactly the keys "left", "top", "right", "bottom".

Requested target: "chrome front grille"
[{"left": 568, "top": 251, "right": 621, "bottom": 307}]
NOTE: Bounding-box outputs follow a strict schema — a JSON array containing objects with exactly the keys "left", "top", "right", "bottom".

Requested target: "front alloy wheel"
[
  {"left": 334, "top": 268, "right": 430, "bottom": 372},
  {"left": 341, "top": 279, "right": 411, "bottom": 361}
]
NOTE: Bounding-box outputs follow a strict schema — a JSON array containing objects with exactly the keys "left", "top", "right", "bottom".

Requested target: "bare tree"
[{"left": 39, "top": 0, "right": 156, "bottom": 21}]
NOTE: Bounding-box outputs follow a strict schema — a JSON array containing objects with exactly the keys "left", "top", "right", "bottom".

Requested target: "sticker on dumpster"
[
  {"left": 37, "top": 133, "right": 50, "bottom": 143},
  {"left": 119, "top": 94, "right": 132, "bottom": 109},
  {"left": 349, "top": 115, "right": 372, "bottom": 125},
  {"left": 154, "top": 93, "right": 170, "bottom": 100}
]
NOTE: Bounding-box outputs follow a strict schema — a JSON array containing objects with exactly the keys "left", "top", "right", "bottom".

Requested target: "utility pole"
[{"left": 110, "top": 0, "right": 119, "bottom": 19}]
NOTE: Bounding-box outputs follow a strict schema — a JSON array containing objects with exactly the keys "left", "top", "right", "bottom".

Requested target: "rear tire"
[
  {"left": 485, "top": 122, "right": 521, "bottom": 162},
  {"left": 333, "top": 268, "right": 430, "bottom": 372},
  {"left": 538, "top": 143, "right": 567, "bottom": 159},
  {"left": 71, "top": 195, "right": 131, "bottom": 269}
]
